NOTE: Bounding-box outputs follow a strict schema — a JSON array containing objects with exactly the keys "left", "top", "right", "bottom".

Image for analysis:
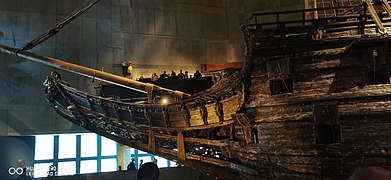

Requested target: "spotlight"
[{"left": 162, "top": 98, "right": 168, "bottom": 104}]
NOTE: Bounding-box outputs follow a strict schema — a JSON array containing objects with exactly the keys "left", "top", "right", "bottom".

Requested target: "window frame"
[{"left": 34, "top": 133, "right": 118, "bottom": 177}]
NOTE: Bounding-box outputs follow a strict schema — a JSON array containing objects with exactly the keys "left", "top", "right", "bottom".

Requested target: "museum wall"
[{"left": 0, "top": 0, "right": 304, "bottom": 135}]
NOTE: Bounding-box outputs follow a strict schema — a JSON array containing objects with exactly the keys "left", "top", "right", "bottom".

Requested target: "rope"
[
  {"left": 11, "top": 28, "right": 17, "bottom": 49},
  {"left": 373, "top": 49, "right": 377, "bottom": 83},
  {"left": 18, "top": 0, "right": 101, "bottom": 52},
  {"left": 277, "top": 62, "right": 290, "bottom": 92}
]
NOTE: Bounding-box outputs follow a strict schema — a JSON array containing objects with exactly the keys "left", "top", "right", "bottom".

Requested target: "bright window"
[
  {"left": 81, "top": 133, "right": 97, "bottom": 157},
  {"left": 80, "top": 160, "right": 97, "bottom": 174},
  {"left": 138, "top": 150, "right": 148, "bottom": 154},
  {"left": 58, "top": 134, "right": 76, "bottom": 159},
  {"left": 34, "top": 135, "right": 54, "bottom": 160},
  {"left": 169, "top": 160, "right": 178, "bottom": 167},
  {"left": 123, "top": 148, "right": 178, "bottom": 170},
  {"left": 101, "top": 137, "right": 117, "bottom": 156},
  {"left": 58, "top": 161, "right": 76, "bottom": 176},
  {"left": 34, "top": 163, "right": 53, "bottom": 178},
  {"left": 101, "top": 158, "right": 117, "bottom": 172},
  {"left": 34, "top": 133, "right": 118, "bottom": 177},
  {"left": 154, "top": 156, "right": 168, "bottom": 168}
]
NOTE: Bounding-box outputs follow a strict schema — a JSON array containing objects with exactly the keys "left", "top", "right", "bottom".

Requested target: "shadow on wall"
[{"left": 33, "top": 166, "right": 215, "bottom": 180}]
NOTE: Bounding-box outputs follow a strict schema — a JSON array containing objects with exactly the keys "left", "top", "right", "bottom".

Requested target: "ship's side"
[{"left": 238, "top": 2, "right": 391, "bottom": 179}]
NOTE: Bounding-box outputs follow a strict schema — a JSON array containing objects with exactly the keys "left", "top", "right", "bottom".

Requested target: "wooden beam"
[
  {"left": 243, "top": 127, "right": 253, "bottom": 144},
  {"left": 365, "top": 0, "right": 387, "bottom": 34},
  {"left": 232, "top": 113, "right": 253, "bottom": 127},
  {"left": 305, "top": 0, "right": 318, "bottom": 20},
  {"left": 177, "top": 130, "right": 186, "bottom": 161},
  {"left": 148, "top": 129, "right": 156, "bottom": 152},
  {"left": 200, "top": 62, "right": 244, "bottom": 73}
]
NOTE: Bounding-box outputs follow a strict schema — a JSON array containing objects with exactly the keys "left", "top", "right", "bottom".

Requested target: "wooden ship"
[{"left": 1, "top": 0, "right": 391, "bottom": 179}]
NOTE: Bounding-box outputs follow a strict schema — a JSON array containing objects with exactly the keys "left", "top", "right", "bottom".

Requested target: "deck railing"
[{"left": 245, "top": 4, "right": 391, "bottom": 38}]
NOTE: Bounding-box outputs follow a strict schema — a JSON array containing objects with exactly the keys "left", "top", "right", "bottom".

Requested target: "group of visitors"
[
  {"left": 151, "top": 70, "right": 202, "bottom": 81},
  {"left": 121, "top": 60, "right": 203, "bottom": 83},
  {"left": 126, "top": 158, "right": 160, "bottom": 180}
]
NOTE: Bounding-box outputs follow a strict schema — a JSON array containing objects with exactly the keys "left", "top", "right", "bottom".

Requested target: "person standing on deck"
[{"left": 121, "top": 61, "right": 133, "bottom": 79}]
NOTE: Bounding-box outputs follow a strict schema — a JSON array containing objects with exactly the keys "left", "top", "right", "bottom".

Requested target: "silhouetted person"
[
  {"left": 170, "top": 70, "right": 176, "bottom": 77},
  {"left": 184, "top": 71, "right": 189, "bottom": 79},
  {"left": 177, "top": 70, "right": 185, "bottom": 79},
  {"left": 127, "top": 158, "right": 136, "bottom": 170},
  {"left": 194, "top": 70, "right": 202, "bottom": 78},
  {"left": 139, "top": 159, "right": 144, "bottom": 169},
  {"left": 160, "top": 71, "right": 168, "bottom": 79},
  {"left": 137, "top": 162, "right": 160, "bottom": 180}
]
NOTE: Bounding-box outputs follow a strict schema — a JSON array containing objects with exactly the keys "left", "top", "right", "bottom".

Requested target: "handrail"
[
  {"left": 248, "top": 4, "right": 363, "bottom": 17},
  {"left": 246, "top": 4, "right": 366, "bottom": 29},
  {"left": 244, "top": 2, "right": 391, "bottom": 38}
]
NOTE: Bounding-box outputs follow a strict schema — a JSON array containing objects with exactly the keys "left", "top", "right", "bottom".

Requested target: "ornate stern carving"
[
  {"left": 181, "top": 102, "right": 191, "bottom": 127},
  {"left": 215, "top": 98, "right": 224, "bottom": 124},
  {"left": 144, "top": 108, "right": 152, "bottom": 126},
  {"left": 199, "top": 100, "right": 208, "bottom": 125},
  {"left": 237, "top": 25, "right": 255, "bottom": 113},
  {"left": 43, "top": 72, "right": 62, "bottom": 101},
  {"left": 162, "top": 109, "right": 171, "bottom": 129}
]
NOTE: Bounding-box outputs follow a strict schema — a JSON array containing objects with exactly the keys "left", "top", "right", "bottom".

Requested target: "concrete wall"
[{"left": 0, "top": 0, "right": 304, "bottom": 135}]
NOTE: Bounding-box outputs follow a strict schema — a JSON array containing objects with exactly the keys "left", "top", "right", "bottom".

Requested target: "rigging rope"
[
  {"left": 17, "top": 0, "right": 101, "bottom": 52},
  {"left": 92, "top": 50, "right": 100, "bottom": 83},
  {"left": 277, "top": 62, "right": 290, "bottom": 92},
  {"left": 11, "top": 28, "right": 17, "bottom": 49}
]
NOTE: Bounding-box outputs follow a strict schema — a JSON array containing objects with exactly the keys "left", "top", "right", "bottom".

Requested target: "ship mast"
[{"left": 0, "top": 44, "right": 191, "bottom": 103}]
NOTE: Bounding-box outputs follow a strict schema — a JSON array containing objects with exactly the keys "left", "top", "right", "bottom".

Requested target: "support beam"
[
  {"left": 232, "top": 113, "right": 254, "bottom": 144},
  {"left": 243, "top": 127, "right": 253, "bottom": 144},
  {"left": 177, "top": 131, "right": 186, "bottom": 161},
  {"left": 148, "top": 130, "right": 156, "bottom": 152}
]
